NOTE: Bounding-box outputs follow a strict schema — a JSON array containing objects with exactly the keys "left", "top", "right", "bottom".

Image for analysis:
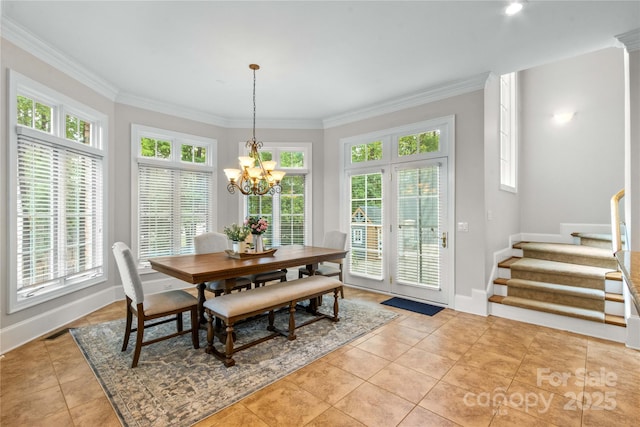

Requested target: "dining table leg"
[{"left": 197, "top": 282, "right": 207, "bottom": 325}]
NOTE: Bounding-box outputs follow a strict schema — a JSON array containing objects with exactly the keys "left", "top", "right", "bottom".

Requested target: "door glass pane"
[
  {"left": 349, "top": 172, "right": 383, "bottom": 279},
  {"left": 396, "top": 164, "right": 441, "bottom": 288}
]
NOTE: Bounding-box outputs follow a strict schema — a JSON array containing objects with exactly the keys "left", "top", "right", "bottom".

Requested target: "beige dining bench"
[{"left": 203, "top": 275, "right": 342, "bottom": 367}]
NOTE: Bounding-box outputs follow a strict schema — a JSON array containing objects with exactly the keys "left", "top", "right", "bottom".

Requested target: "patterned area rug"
[{"left": 71, "top": 299, "right": 397, "bottom": 426}]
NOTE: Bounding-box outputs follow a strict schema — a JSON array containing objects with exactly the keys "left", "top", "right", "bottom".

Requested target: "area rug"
[
  {"left": 70, "top": 299, "right": 397, "bottom": 427},
  {"left": 381, "top": 297, "right": 444, "bottom": 316}
]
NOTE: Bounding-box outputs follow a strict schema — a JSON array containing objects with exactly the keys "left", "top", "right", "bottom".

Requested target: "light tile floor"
[{"left": 1, "top": 287, "right": 639, "bottom": 426}]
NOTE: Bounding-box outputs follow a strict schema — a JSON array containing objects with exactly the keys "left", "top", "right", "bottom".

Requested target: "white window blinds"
[
  {"left": 16, "top": 129, "right": 104, "bottom": 298},
  {"left": 138, "top": 165, "right": 211, "bottom": 262}
]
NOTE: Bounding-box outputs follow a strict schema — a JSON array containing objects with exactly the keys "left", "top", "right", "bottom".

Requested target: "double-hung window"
[
  {"left": 8, "top": 70, "right": 107, "bottom": 313},
  {"left": 245, "top": 143, "right": 311, "bottom": 247},
  {"left": 132, "top": 125, "right": 216, "bottom": 269},
  {"left": 500, "top": 72, "right": 518, "bottom": 192}
]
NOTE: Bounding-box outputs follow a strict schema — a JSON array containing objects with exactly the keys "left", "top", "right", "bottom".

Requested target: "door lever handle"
[{"left": 441, "top": 232, "right": 447, "bottom": 248}]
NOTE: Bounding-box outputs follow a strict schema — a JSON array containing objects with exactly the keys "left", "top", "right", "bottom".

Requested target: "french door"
[
  {"left": 342, "top": 117, "right": 453, "bottom": 306},
  {"left": 391, "top": 159, "right": 448, "bottom": 304}
]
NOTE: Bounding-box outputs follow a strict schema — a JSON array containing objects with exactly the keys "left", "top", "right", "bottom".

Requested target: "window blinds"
[
  {"left": 16, "top": 131, "right": 103, "bottom": 296},
  {"left": 138, "top": 165, "right": 211, "bottom": 262}
]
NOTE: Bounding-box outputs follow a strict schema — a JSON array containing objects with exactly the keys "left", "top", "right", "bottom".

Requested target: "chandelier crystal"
[{"left": 224, "top": 64, "right": 285, "bottom": 196}]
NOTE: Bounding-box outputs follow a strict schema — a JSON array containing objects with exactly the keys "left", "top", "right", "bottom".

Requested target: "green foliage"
[
  {"left": 17, "top": 95, "right": 52, "bottom": 132},
  {"left": 280, "top": 151, "right": 304, "bottom": 168},
  {"left": 351, "top": 141, "right": 382, "bottom": 163},
  {"left": 223, "top": 223, "right": 250, "bottom": 241},
  {"left": 141, "top": 137, "right": 171, "bottom": 159},
  {"left": 65, "top": 114, "right": 91, "bottom": 144},
  {"left": 398, "top": 131, "right": 439, "bottom": 156}
]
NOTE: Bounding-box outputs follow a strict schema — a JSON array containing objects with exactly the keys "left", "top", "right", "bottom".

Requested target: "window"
[
  {"left": 8, "top": 70, "right": 107, "bottom": 313},
  {"left": 245, "top": 143, "right": 311, "bottom": 246},
  {"left": 500, "top": 72, "right": 518, "bottom": 192},
  {"left": 132, "top": 125, "right": 216, "bottom": 268}
]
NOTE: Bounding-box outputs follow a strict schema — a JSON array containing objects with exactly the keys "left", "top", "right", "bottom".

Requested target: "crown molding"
[
  {"left": 1, "top": 16, "right": 119, "bottom": 100},
  {"left": 616, "top": 28, "right": 640, "bottom": 52},
  {"left": 116, "top": 91, "right": 231, "bottom": 127},
  {"left": 322, "top": 72, "right": 490, "bottom": 129}
]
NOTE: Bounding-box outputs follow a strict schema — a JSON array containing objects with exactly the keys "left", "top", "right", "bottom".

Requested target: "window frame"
[
  {"left": 7, "top": 69, "right": 108, "bottom": 313},
  {"left": 131, "top": 124, "right": 217, "bottom": 271},
  {"left": 499, "top": 72, "right": 518, "bottom": 193},
  {"left": 240, "top": 142, "right": 312, "bottom": 246}
]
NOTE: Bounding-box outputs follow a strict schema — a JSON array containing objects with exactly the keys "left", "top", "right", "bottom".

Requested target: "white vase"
[
  {"left": 232, "top": 241, "right": 240, "bottom": 253},
  {"left": 254, "top": 234, "right": 263, "bottom": 253}
]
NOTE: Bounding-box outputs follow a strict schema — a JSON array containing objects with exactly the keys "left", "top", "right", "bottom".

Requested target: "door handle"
[{"left": 441, "top": 232, "right": 447, "bottom": 248}]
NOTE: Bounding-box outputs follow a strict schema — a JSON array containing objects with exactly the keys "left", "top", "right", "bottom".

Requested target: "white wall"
[{"left": 519, "top": 48, "right": 626, "bottom": 234}]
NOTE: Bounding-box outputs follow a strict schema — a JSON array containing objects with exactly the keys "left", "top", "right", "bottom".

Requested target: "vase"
[
  {"left": 253, "top": 234, "right": 263, "bottom": 253},
  {"left": 232, "top": 241, "right": 240, "bottom": 253}
]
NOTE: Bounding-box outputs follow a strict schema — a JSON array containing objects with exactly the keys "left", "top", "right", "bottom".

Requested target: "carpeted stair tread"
[
  {"left": 505, "top": 279, "right": 604, "bottom": 300},
  {"left": 519, "top": 242, "right": 617, "bottom": 269},
  {"left": 500, "top": 296, "right": 605, "bottom": 322},
  {"left": 510, "top": 258, "right": 613, "bottom": 281}
]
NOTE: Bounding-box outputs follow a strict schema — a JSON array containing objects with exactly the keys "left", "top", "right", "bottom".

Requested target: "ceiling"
[{"left": 2, "top": 1, "right": 639, "bottom": 127}]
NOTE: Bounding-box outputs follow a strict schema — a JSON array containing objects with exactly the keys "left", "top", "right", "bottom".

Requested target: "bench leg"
[
  {"left": 333, "top": 288, "right": 341, "bottom": 322},
  {"left": 205, "top": 309, "right": 214, "bottom": 354},
  {"left": 267, "top": 310, "right": 275, "bottom": 331},
  {"left": 224, "top": 324, "right": 236, "bottom": 367},
  {"left": 288, "top": 302, "right": 297, "bottom": 340}
]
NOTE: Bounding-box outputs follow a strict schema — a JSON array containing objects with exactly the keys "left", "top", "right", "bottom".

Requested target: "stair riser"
[
  {"left": 501, "top": 298, "right": 604, "bottom": 322},
  {"left": 522, "top": 250, "right": 618, "bottom": 270},
  {"left": 507, "top": 288, "right": 604, "bottom": 311},
  {"left": 578, "top": 238, "right": 613, "bottom": 250},
  {"left": 511, "top": 269, "right": 604, "bottom": 290},
  {"left": 606, "top": 280, "right": 623, "bottom": 294},
  {"left": 606, "top": 300, "right": 625, "bottom": 317}
]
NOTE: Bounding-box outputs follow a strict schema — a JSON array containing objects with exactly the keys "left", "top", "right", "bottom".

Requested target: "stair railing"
[{"left": 610, "top": 189, "right": 625, "bottom": 254}]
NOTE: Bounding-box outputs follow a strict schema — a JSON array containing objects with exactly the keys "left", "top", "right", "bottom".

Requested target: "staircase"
[{"left": 489, "top": 234, "right": 626, "bottom": 331}]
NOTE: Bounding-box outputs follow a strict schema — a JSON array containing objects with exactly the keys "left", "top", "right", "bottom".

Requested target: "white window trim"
[
  {"left": 236, "top": 141, "right": 313, "bottom": 245},
  {"left": 131, "top": 124, "right": 217, "bottom": 272},
  {"left": 7, "top": 69, "right": 109, "bottom": 313},
  {"left": 500, "top": 72, "right": 518, "bottom": 193}
]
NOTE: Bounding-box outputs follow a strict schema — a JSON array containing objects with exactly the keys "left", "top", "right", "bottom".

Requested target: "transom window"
[{"left": 8, "top": 70, "right": 107, "bottom": 313}]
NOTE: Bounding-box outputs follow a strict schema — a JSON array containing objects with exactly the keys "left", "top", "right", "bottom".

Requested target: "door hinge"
[
  {"left": 389, "top": 276, "right": 393, "bottom": 284},
  {"left": 441, "top": 232, "right": 448, "bottom": 248}
]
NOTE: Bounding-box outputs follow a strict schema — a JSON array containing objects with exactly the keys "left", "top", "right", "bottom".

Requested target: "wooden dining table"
[{"left": 149, "top": 245, "right": 348, "bottom": 325}]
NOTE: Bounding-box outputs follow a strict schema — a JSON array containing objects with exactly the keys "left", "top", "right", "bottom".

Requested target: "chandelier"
[{"left": 224, "top": 64, "right": 285, "bottom": 196}]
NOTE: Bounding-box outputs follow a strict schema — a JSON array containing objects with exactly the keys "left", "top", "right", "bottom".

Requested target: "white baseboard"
[
  {"left": 0, "top": 286, "right": 117, "bottom": 354},
  {"left": 0, "top": 276, "right": 194, "bottom": 355},
  {"left": 454, "top": 289, "right": 488, "bottom": 316},
  {"left": 489, "top": 302, "right": 627, "bottom": 343}
]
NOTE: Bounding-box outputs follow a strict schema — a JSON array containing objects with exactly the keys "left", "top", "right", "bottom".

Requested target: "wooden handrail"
[{"left": 611, "top": 189, "right": 625, "bottom": 254}]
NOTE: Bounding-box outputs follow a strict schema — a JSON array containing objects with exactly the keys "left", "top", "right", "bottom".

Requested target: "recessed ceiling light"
[{"left": 505, "top": 2, "right": 523, "bottom": 16}]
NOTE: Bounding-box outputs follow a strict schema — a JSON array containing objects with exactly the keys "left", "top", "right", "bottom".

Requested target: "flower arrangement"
[
  {"left": 245, "top": 216, "right": 269, "bottom": 235},
  {"left": 223, "top": 223, "right": 250, "bottom": 242}
]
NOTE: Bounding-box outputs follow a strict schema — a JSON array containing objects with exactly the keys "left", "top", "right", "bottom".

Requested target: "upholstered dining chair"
[
  {"left": 194, "top": 232, "right": 252, "bottom": 296},
  {"left": 298, "top": 230, "right": 348, "bottom": 297},
  {"left": 112, "top": 242, "right": 199, "bottom": 368}
]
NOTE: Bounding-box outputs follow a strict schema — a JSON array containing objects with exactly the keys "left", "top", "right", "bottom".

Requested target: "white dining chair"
[{"left": 112, "top": 242, "right": 199, "bottom": 368}]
